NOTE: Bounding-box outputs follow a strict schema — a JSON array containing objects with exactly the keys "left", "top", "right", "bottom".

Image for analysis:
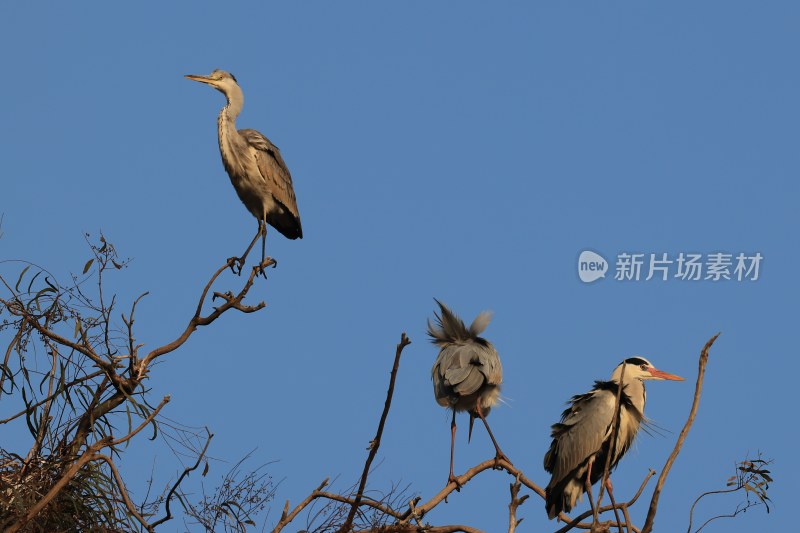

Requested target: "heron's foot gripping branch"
[
  {"left": 495, "top": 453, "right": 512, "bottom": 470},
  {"left": 448, "top": 474, "right": 463, "bottom": 492},
  {"left": 227, "top": 255, "right": 245, "bottom": 276},
  {"left": 255, "top": 257, "right": 277, "bottom": 279}
]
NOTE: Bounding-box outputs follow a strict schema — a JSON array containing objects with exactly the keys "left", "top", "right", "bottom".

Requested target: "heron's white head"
[
  {"left": 185, "top": 69, "right": 242, "bottom": 100},
  {"left": 611, "top": 357, "right": 684, "bottom": 383}
]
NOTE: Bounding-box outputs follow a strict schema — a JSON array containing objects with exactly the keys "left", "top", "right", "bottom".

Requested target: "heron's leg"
[
  {"left": 474, "top": 403, "right": 510, "bottom": 465},
  {"left": 256, "top": 218, "right": 269, "bottom": 278},
  {"left": 260, "top": 215, "right": 268, "bottom": 262},
  {"left": 585, "top": 458, "right": 599, "bottom": 524},
  {"left": 232, "top": 223, "right": 263, "bottom": 275},
  {"left": 448, "top": 410, "right": 461, "bottom": 488},
  {"left": 603, "top": 477, "right": 625, "bottom": 532}
]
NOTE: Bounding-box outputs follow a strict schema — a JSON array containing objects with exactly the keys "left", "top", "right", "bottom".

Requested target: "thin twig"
[
  {"left": 338, "top": 333, "right": 411, "bottom": 533},
  {"left": 686, "top": 486, "right": 740, "bottom": 533},
  {"left": 0, "top": 370, "right": 105, "bottom": 424},
  {"left": 150, "top": 429, "right": 214, "bottom": 528},
  {"left": 641, "top": 333, "right": 719, "bottom": 533},
  {"left": 109, "top": 395, "right": 170, "bottom": 446},
  {"left": 95, "top": 454, "right": 154, "bottom": 532},
  {"left": 272, "top": 478, "right": 330, "bottom": 533},
  {"left": 507, "top": 474, "right": 528, "bottom": 533}
]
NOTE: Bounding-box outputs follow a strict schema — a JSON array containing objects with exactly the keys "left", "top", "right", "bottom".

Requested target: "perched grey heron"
[
  {"left": 428, "top": 300, "right": 508, "bottom": 485},
  {"left": 185, "top": 70, "right": 302, "bottom": 272},
  {"left": 543, "top": 357, "right": 683, "bottom": 519}
]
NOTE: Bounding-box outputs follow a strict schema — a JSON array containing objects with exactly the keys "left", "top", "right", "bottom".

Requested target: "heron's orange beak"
[
  {"left": 185, "top": 74, "right": 213, "bottom": 84},
  {"left": 648, "top": 367, "right": 684, "bottom": 381}
]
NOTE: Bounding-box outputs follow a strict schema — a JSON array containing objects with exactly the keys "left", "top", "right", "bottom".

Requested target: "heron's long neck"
[
  {"left": 218, "top": 85, "right": 243, "bottom": 133},
  {"left": 217, "top": 87, "right": 248, "bottom": 167},
  {"left": 620, "top": 378, "right": 646, "bottom": 414}
]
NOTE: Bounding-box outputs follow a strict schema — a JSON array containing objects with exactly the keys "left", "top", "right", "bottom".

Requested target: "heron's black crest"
[
  {"left": 623, "top": 357, "right": 650, "bottom": 367},
  {"left": 230, "top": 72, "right": 238, "bottom": 83}
]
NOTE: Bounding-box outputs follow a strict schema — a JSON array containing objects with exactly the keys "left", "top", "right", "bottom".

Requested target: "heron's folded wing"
[
  {"left": 546, "top": 389, "right": 615, "bottom": 481},
  {"left": 239, "top": 128, "right": 300, "bottom": 219}
]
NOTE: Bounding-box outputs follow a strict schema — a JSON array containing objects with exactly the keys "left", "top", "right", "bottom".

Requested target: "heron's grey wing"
[
  {"left": 239, "top": 129, "right": 301, "bottom": 220},
  {"left": 545, "top": 389, "right": 615, "bottom": 482},
  {"left": 432, "top": 341, "right": 502, "bottom": 403}
]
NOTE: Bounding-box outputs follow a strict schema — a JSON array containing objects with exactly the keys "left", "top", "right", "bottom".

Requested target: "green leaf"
[
  {"left": 83, "top": 258, "right": 94, "bottom": 274},
  {"left": 26, "top": 271, "right": 41, "bottom": 293},
  {"left": 15, "top": 265, "right": 30, "bottom": 292}
]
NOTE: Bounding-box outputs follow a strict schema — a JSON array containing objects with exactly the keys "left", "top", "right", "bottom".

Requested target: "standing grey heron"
[
  {"left": 428, "top": 300, "right": 508, "bottom": 485},
  {"left": 543, "top": 357, "right": 684, "bottom": 519},
  {"left": 185, "top": 70, "right": 302, "bottom": 272}
]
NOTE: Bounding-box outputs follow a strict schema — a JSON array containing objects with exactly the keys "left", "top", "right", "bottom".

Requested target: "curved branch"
[
  {"left": 641, "top": 333, "right": 719, "bottom": 533},
  {"left": 95, "top": 454, "right": 153, "bottom": 532},
  {"left": 273, "top": 478, "right": 330, "bottom": 533},
  {"left": 400, "top": 458, "right": 548, "bottom": 523},
  {"left": 149, "top": 429, "right": 214, "bottom": 528},
  {"left": 138, "top": 257, "right": 271, "bottom": 373}
]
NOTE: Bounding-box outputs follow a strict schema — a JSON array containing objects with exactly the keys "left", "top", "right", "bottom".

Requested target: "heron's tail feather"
[
  {"left": 469, "top": 311, "right": 493, "bottom": 336},
  {"left": 428, "top": 299, "right": 492, "bottom": 345},
  {"left": 545, "top": 478, "right": 584, "bottom": 520}
]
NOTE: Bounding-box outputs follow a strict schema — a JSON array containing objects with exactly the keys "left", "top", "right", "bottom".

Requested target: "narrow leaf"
[{"left": 15, "top": 265, "right": 30, "bottom": 292}]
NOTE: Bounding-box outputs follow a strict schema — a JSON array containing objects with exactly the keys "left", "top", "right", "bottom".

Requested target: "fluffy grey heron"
[
  {"left": 428, "top": 300, "right": 508, "bottom": 485},
  {"left": 185, "top": 70, "right": 302, "bottom": 272},
  {"left": 543, "top": 357, "right": 683, "bottom": 519}
]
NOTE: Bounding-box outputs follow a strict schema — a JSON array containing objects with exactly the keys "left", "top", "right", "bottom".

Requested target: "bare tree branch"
[
  {"left": 273, "top": 478, "right": 330, "bottom": 533},
  {"left": 138, "top": 257, "right": 271, "bottom": 372},
  {"left": 641, "top": 333, "right": 720, "bottom": 533},
  {"left": 553, "top": 469, "right": 655, "bottom": 533},
  {"left": 149, "top": 428, "right": 214, "bottom": 528},
  {"left": 95, "top": 453, "right": 153, "bottom": 532},
  {"left": 507, "top": 474, "right": 528, "bottom": 533},
  {"left": 339, "top": 333, "right": 412, "bottom": 533}
]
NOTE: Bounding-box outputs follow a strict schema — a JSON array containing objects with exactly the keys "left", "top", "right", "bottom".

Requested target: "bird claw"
[
  {"left": 494, "top": 453, "right": 511, "bottom": 469},
  {"left": 253, "top": 257, "right": 277, "bottom": 279},
  {"left": 447, "top": 475, "right": 462, "bottom": 491},
  {"left": 227, "top": 256, "right": 246, "bottom": 276}
]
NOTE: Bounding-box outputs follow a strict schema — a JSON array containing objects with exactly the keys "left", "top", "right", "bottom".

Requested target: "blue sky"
[{"left": 1, "top": 2, "right": 796, "bottom": 531}]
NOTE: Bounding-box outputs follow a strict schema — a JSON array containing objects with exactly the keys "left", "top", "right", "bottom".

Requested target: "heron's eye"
[{"left": 640, "top": 364, "right": 648, "bottom": 371}]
